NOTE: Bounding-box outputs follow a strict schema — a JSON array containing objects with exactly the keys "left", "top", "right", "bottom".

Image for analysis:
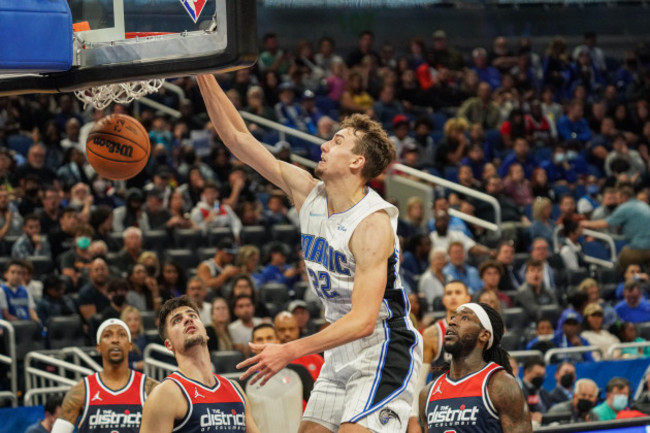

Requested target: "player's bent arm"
[
  {"left": 231, "top": 381, "right": 261, "bottom": 433},
  {"left": 144, "top": 376, "right": 159, "bottom": 396},
  {"left": 196, "top": 75, "right": 317, "bottom": 209},
  {"left": 488, "top": 370, "right": 533, "bottom": 433},
  {"left": 421, "top": 324, "right": 440, "bottom": 365},
  {"left": 52, "top": 380, "right": 85, "bottom": 432},
  {"left": 139, "top": 380, "right": 187, "bottom": 433}
]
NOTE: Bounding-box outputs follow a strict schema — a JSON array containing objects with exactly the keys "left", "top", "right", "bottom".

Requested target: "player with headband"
[
  {"left": 52, "top": 318, "right": 159, "bottom": 433},
  {"left": 420, "top": 302, "right": 532, "bottom": 432}
]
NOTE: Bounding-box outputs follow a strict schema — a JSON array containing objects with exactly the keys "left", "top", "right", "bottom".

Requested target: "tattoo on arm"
[
  {"left": 144, "top": 377, "right": 160, "bottom": 396},
  {"left": 59, "top": 381, "right": 85, "bottom": 424},
  {"left": 489, "top": 371, "right": 533, "bottom": 433}
]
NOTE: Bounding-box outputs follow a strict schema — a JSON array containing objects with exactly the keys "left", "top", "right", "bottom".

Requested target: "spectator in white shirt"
[{"left": 190, "top": 180, "right": 242, "bottom": 240}]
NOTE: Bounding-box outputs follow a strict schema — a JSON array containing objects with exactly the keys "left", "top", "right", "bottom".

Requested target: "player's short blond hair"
[{"left": 341, "top": 113, "right": 396, "bottom": 181}]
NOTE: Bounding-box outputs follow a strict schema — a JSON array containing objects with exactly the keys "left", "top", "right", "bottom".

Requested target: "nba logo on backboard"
[{"left": 179, "top": 0, "right": 207, "bottom": 23}]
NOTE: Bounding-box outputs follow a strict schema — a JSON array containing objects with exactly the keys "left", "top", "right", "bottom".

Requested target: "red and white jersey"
[
  {"left": 426, "top": 362, "right": 504, "bottom": 433},
  {"left": 78, "top": 370, "right": 146, "bottom": 433},
  {"left": 166, "top": 371, "right": 246, "bottom": 432}
]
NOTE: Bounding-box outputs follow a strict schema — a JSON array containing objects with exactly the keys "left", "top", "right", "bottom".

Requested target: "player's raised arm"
[
  {"left": 51, "top": 380, "right": 84, "bottom": 433},
  {"left": 488, "top": 369, "right": 533, "bottom": 433},
  {"left": 139, "top": 380, "right": 186, "bottom": 433},
  {"left": 196, "top": 74, "right": 317, "bottom": 210}
]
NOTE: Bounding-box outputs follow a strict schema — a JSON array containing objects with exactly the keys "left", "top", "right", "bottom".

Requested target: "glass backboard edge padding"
[{"left": 73, "top": 0, "right": 125, "bottom": 44}]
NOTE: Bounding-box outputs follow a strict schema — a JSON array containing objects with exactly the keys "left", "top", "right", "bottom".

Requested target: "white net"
[{"left": 74, "top": 79, "right": 165, "bottom": 110}]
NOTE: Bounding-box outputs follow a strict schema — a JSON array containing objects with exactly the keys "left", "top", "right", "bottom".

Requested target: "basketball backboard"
[{"left": 0, "top": 0, "right": 257, "bottom": 96}]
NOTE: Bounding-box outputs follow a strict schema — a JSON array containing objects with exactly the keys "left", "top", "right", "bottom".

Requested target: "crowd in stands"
[{"left": 0, "top": 27, "right": 650, "bottom": 422}]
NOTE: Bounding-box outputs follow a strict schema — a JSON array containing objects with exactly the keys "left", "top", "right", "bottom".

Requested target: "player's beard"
[
  {"left": 444, "top": 330, "right": 479, "bottom": 359},
  {"left": 184, "top": 334, "right": 207, "bottom": 350},
  {"left": 107, "top": 352, "right": 125, "bottom": 365}
]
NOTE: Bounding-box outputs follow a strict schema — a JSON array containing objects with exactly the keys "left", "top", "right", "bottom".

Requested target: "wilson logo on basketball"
[{"left": 92, "top": 136, "right": 134, "bottom": 158}]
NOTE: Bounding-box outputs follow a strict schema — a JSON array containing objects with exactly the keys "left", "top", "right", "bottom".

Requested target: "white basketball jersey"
[{"left": 299, "top": 182, "right": 405, "bottom": 323}]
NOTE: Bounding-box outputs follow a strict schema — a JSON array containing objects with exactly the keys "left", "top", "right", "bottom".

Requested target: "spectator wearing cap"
[
  {"left": 144, "top": 187, "right": 171, "bottom": 230},
  {"left": 256, "top": 242, "right": 302, "bottom": 291},
  {"left": 59, "top": 223, "right": 95, "bottom": 290},
  {"left": 516, "top": 258, "right": 558, "bottom": 321},
  {"left": 458, "top": 82, "right": 501, "bottom": 130},
  {"left": 580, "top": 303, "right": 621, "bottom": 360},
  {"left": 388, "top": 114, "right": 416, "bottom": 159},
  {"left": 112, "top": 188, "right": 150, "bottom": 233},
  {"left": 429, "top": 30, "right": 465, "bottom": 72},
  {"left": 582, "top": 184, "right": 650, "bottom": 270},
  {"left": 196, "top": 240, "right": 241, "bottom": 293},
  {"left": 373, "top": 85, "right": 405, "bottom": 132},
  {"left": 190, "top": 180, "right": 242, "bottom": 239},
  {"left": 615, "top": 280, "right": 650, "bottom": 323},
  {"left": 36, "top": 274, "right": 76, "bottom": 324},
  {"left": 301, "top": 89, "right": 323, "bottom": 127},
  {"left": 289, "top": 300, "right": 317, "bottom": 337},
  {"left": 274, "top": 82, "right": 315, "bottom": 134},
  {"left": 552, "top": 311, "right": 595, "bottom": 363}
]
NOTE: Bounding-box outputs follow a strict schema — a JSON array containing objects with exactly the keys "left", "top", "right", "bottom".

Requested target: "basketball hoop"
[{"left": 74, "top": 79, "right": 165, "bottom": 110}]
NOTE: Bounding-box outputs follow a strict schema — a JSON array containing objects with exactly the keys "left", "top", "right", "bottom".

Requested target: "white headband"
[
  {"left": 457, "top": 303, "right": 494, "bottom": 350},
  {"left": 96, "top": 318, "right": 131, "bottom": 344}
]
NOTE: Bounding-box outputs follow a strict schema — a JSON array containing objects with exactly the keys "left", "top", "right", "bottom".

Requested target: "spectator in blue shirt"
[
  {"left": 498, "top": 137, "right": 536, "bottom": 179},
  {"left": 471, "top": 47, "right": 502, "bottom": 90},
  {"left": 552, "top": 311, "right": 596, "bottom": 363},
  {"left": 256, "top": 242, "right": 302, "bottom": 291},
  {"left": 25, "top": 394, "right": 63, "bottom": 433},
  {"left": 539, "top": 143, "right": 579, "bottom": 185},
  {"left": 582, "top": 184, "right": 650, "bottom": 270},
  {"left": 615, "top": 280, "right": 650, "bottom": 324},
  {"left": 557, "top": 99, "right": 593, "bottom": 143},
  {"left": 0, "top": 259, "right": 40, "bottom": 322},
  {"left": 442, "top": 241, "right": 482, "bottom": 293}
]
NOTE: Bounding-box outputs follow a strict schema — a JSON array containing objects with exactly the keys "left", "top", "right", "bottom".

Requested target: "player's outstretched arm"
[
  {"left": 140, "top": 380, "right": 186, "bottom": 433},
  {"left": 196, "top": 74, "right": 317, "bottom": 210},
  {"left": 51, "top": 380, "right": 84, "bottom": 433},
  {"left": 488, "top": 370, "right": 533, "bottom": 433},
  {"left": 238, "top": 210, "right": 392, "bottom": 385}
]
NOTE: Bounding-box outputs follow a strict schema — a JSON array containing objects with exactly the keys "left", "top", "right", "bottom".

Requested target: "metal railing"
[
  {"left": 0, "top": 320, "right": 17, "bottom": 405},
  {"left": 143, "top": 343, "right": 177, "bottom": 382},
  {"left": 508, "top": 350, "right": 544, "bottom": 362},
  {"left": 386, "top": 163, "right": 502, "bottom": 236},
  {"left": 24, "top": 386, "right": 71, "bottom": 407},
  {"left": 606, "top": 341, "right": 650, "bottom": 358},
  {"left": 544, "top": 346, "right": 603, "bottom": 364},
  {"left": 553, "top": 225, "right": 617, "bottom": 268},
  {"left": 60, "top": 347, "right": 103, "bottom": 373},
  {"left": 24, "top": 351, "right": 98, "bottom": 394}
]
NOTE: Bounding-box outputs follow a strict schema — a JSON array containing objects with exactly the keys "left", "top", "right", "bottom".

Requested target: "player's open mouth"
[
  {"left": 185, "top": 325, "right": 197, "bottom": 333},
  {"left": 109, "top": 348, "right": 122, "bottom": 354}
]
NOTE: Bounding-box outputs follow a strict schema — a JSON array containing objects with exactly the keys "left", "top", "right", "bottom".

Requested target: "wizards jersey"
[
  {"left": 78, "top": 370, "right": 146, "bottom": 433},
  {"left": 166, "top": 371, "right": 246, "bottom": 432},
  {"left": 299, "top": 182, "right": 409, "bottom": 323},
  {"left": 426, "top": 362, "right": 504, "bottom": 433}
]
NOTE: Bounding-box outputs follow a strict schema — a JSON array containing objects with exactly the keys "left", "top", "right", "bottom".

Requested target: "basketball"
[{"left": 86, "top": 114, "right": 150, "bottom": 181}]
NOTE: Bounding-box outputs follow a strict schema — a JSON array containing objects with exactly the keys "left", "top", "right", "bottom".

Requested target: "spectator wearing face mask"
[
  {"left": 546, "top": 378, "right": 600, "bottom": 423},
  {"left": 99, "top": 278, "right": 130, "bottom": 322},
  {"left": 577, "top": 176, "right": 602, "bottom": 218},
  {"left": 548, "top": 361, "right": 577, "bottom": 406},
  {"left": 59, "top": 224, "right": 95, "bottom": 290},
  {"left": 539, "top": 143, "right": 578, "bottom": 185},
  {"left": 521, "top": 358, "right": 553, "bottom": 426},
  {"left": 591, "top": 377, "right": 631, "bottom": 421}
]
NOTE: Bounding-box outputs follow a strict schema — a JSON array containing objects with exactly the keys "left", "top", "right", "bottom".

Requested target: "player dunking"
[
  {"left": 51, "top": 319, "right": 159, "bottom": 433},
  {"left": 139, "top": 295, "right": 259, "bottom": 432},
  {"left": 198, "top": 74, "right": 422, "bottom": 433},
  {"left": 420, "top": 303, "right": 532, "bottom": 432}
]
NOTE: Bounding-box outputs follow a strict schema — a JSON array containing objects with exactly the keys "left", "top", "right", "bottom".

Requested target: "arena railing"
[
  {"left": 23, "top": 386, "right": 71, "bottom": 407},
  {"left": 144, "top": 343, "right": 178, "bottom": 382},
  {"left": 552, "top": 224, "right": 617, "bottom": 268},
  {"left": 24, "top": 350, "right": 98, "bottom": 396},
  {"left": 544, "top": 345, "right": 603, "bottom": 364},
  {"left": 0, "top": 319, "right": 17, "bottom": 406},
  {"left": 606, "top": 341, "right": 650, "bottom": 360},
  {"left": 507, "top": 350, "right": 545, "bottom": 363}
]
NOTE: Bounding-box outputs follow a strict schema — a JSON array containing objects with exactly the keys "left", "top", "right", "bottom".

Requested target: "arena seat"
[
  {"left": 503, "top": 307, "right": 529, "bottom": 332},
  {"left": 566, "top": 268, "right": 590, "bottom": 287},
  {"left": 596, "top": 267, "right": 621, "bottom": 285},
  {"left": 173, "top": 228, "right": 204, "bottom": 249},
  {"left": 259, "top": 282, "right": 290, "bottom": 307},
  {"left": 537, "top": 304, "right": 562, "bottom": 327},
  {"left": 165, "top": 248, "right": 199, "bottom": 270},
  {"left": 239, "top": 225, "right": 270, "bottom": 248},
  {"left": 108, "top": 232, "right": 124, "bottom": 251},
  {"left": 143, "top": 230, "right": 170, "bottom": 255},
  {"left": 47, "top": 314, "right": 85, "bottom": 349},
  {"left": 270, "top": 224, "right": 300, "bottom": 246},
  {"left": 211, "top": 350, "right": 246, "bottom": 374},
  {"left": 293, "top": 281, "right": 309, "bottom": 300},
  {"left": 501, "top": 331, "right": 523, "bottom": 351},
  {"left": 10, "top": 320, "right": 45, "bottom": 361},
  {"left": 197, "top": 247, "right": 217, "bottom": 262},
  {"left": 27, "top": 256, "right": 55, "bottom": 279},
  {"left": 140, "top": 310, "right": 157, "bottom": 331}
]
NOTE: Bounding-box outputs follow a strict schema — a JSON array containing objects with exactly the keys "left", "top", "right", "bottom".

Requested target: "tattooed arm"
[
  {"left": 52, "top": 380, "right": 85, "bottom": 433},
  {"left": 144, "top": 376, "right": 159, "bottom": 396},
  {"left": 488, "top": 370, "right": 533, "bottom": 433}
]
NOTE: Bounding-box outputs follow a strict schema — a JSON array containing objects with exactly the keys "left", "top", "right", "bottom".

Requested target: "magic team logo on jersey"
[
  {"left": 301, "top": 234, "right": 351, "bottom": 276},
  {"left": 179, "top": 0, "right": 207, "bottom": 23},
  {"left": 427, "top": 403, "right": 480, "bottom": 427},
  {"left": 199, "top": 404, "right": 246, "bottom": 431},
  {"left": 87, "top": 408, "right": 142, "bottom": 429}
]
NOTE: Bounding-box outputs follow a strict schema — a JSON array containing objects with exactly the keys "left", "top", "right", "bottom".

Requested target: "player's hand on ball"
[{"left": 237, "top": 343, "right": 293, "bottom": 386}]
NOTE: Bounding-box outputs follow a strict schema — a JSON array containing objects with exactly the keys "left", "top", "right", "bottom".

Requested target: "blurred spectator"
[
  {"left": 190, "top": 180, "right": 242, "bottom": 238},
  {"left": 340, "top": 72, "right": 374, "bottom": 116},
  {"left": 206, "top": 297, "right": 234, "bottom": 352},
  {"left": 557, "top": 100, "right": 592, "bottom": 143},
  {"left": 592, "top": 378, "right": 631, "bottom": 421},
  {"left": 526, "top": 100, "right": 556, "bottom": 145},
  {"left": 458, "top": 82, "right": 501, "bottom": 129},
  {"left": 229, "top": 274, "right": 270, "bottom": 320},
  {"left": 442, "top": 241, "right": 482, "bottom": 293},
  {"left": 590, "top": 187, "right": 619, "bottom": 234},
  {"left": 314, "top": 36, "right": 343, "bottom": 72},
  {"left": 346, "top": 30, "right": 381, "bottom": 69},
  {"left": 166, "top": 190, "right": 198, "bottom": 230},
  {"left": 604, "top": 134, "right": 646, "bottom": 180},
  {"left": 479, "top": 259, "right": 512, "bottom": 309},
  {"left": 548, "top": 361, "right": 576, "bottom": 406},
  {"left": 490, "top": 36, "right": 518, "bottom": 74},
  {"left": 0, "top": 259, "right": 38, "bottom": 321},
  {"left": 582, "top": 184, "right": 650, "bottom": 269},
  {"left": 38, "top": 186, "right": 62, "bottom": 236},
  {"left": 197, "top": 240, "right": 241, "bottom": 294},
  {"left": 572, "top": 32, "right": 606, "bottom": 73},
  {"left": 17, "top": 177, "right": 42, "bottom": 217},
  {"left": 521, "top": 358, "right": 553, "bottom": 422},
  {"left": 144, "top": 187, "right": 171, "bottom": 230},
  {"left": 126, "top": 263, "right": 161, "bottom": 312},
  {"left": 25, "top": 394, "right": 63, "bottom": 433},
  {"left": 426, "top": 196, "right": 472, "bottom": 237},
  {"left": 516, "top": 258, "right": 558, "bottom": 320},
  {"left": 256, "top": 242, "right": 302, "bottom": 290},
  {"left": 418, "top": 248, "right": 447, "bottom": 311},
  {"left": 389, "top": 115, "right": 416, "bottom": 158},
  {"left": 121, "top": 305, "right": 147, "bottom": 371},
  {"left": 430, "top": 210, "right": 491, "bottom": 256},
  {"left": 67, "top": 183, "right": 93, "bottom": 223},
  {"left": 546, "top": 378, "right": 600, "bottom": 423},
  {"left": 543, "top": 37, "right": 572, "bottom": 99},
  {"left": 580, "top": 303, "right": 621, "bottom": 360},
  {"left": 158, "top": 260, "right": 186, "bottom": 300},
  {"left": 503, "top": 162, "right": 534, "bottom": 207},
  {"left": 435, "top": 117, "right": 470, "bottom": 168},
  {"left": 258, "top": 33, "right": 291, "bottom": 75},
  {"left": 576, "top": 176, "right": 602, "bottom": 218},
  {"left": 496, "top": 239, "right": 523, "bottom": 293},
  {"left": 552, "top": 311, "right": 596, "bottom": 363},
  {"left": 100, "top": 277, "right": 129, "bottom": 321},
  {"left": 610, "top": 321, "right": 650, "bottom": 358},
  {"left": 500, "top": 108, "right": 528, "bottom": 149},
  {"left": 274, "top": 83, "right": 315, "bottom": 134},
  {"left": 577, "top": 278, "right": 618, "bottom": 326},
  {"left": 12, "top": 213, "right": 51, "bottom": 259},
  {"left": 289, "top": 299, "right": 316, "bottom": 337},
  {"left": 475, "top": 175, "right": 526, "bottom": 223},
  {"left": 374, "top": 86, "right": 405, "bottom": 132},
  {"left": 615, "top": 280, "right": 650, "bottom": 323},
  {"left": 56, "top": 147, "right": 89, "bottom": 188},
  {"left": 186, "top": 276, "right": 211, "bottom": 325},
  {"left": 274, "top": 311, "right": 324, "bottom": 381},
  {"left": 90, "top": 205, "right": 118, "bottom": 251},
  {"left": 228, "top": 293, "right": 263, "bottom": 356},
  {"left": 112, "top": 188, "right": 149, "bottom": 232},
  {"left": 429, "top": 30, "right": 465, "bottom": 71},
  {"left": 402, "top": 233, "right": 430, "bottom": 289},
  {"left": 78, "top": 257, "right": 110, "bottom": 321},
  {"left": 12, "top": 143, "right": 57, "bottom": 188},
  {"left": 36, "top": 274, "right": 75, "bottom": 324},
  {"left": 0, "top": 186, "right": 23, "bottom": 238},
  {"left": 530, "top": 167, "right": 554, "bottom": 201},
  {"left": 235, "top": 245, "right": 262, "bottom": 281},
  {"left": 111, "top": 227, "right": 143, "bottom": 271},
  {"left": 397, "top": 197, "right": 427, "bottom": 239},
  {"left": 560, "top": 218, "right": 585, "bottom": 271},
  {"left": 539, "top": 143, "right": 579, "bottom": 185},
  {"left": 525, "top": 318, "right": 555, "bottom": 351},
  {"left": 471, "top": 48, "right": 501, "bottom": 90},
  {"left": 457, "top": 165, "right": 482, "bottom": 191},
  {"left": 615, "top": 264, "right": 648, "bottom": 300},
  {"left": 59, "top": 224, "right": 94, "bottom": 289},
  {"left": 499, "top": 137, "right": 535, "bottom": 179}
]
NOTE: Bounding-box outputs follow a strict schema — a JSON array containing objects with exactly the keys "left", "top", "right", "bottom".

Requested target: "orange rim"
[{"left": 125, "top": 32, "right": 174, "bottom": 39}]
